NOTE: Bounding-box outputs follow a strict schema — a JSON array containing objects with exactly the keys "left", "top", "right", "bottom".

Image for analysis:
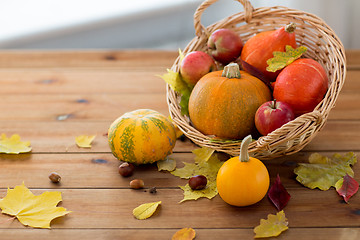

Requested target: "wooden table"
[{"left": 0, "top": 50, "right": 359, "bottom": 239}]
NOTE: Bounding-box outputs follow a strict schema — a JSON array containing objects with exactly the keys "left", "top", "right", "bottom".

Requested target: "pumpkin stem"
[
  {"left": 285, "top": 22, "right": 296, "bottom": 33},
  {"left": 222, "top": 63, "right": 241, "bottom": 79},
  {"left": 239, "top": 135, "right": 252, "bottom": 162}
]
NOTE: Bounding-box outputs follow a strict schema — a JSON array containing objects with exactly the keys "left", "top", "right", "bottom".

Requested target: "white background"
[{"left": 0, "top": 0, "right": 358, "bottom": 49}]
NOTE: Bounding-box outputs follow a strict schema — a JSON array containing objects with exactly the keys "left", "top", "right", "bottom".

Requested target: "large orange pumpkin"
[{"left": 188, "top": 63, "right": 271, "bottom": 139}]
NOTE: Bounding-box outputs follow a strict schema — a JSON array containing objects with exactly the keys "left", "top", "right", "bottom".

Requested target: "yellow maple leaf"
[
  {"left": 133, "top": 201, "right": 161, "bottom": 220},
  {"left": 75, "top": 135, "right": 95, "bottom": 148},
  {"left": 157, "top": 156, "right": 177, "bottom": 172},
  {"left": 266, "top": 45, "right": 307, "bottom": 72},
  {"left": 171, "top": 153, "right": 224, "bottom": 202},
  {"left": 192, "top": 147, "right": 215, "bottom": 163},
  {"left": 172, "top": 227, "right": 196, "bottom": 240},
  {"left": 254, "top": 210, "right": 289, "bottom": 238},
  {"left": 0, "top": 183, "right": 71, "bottom": 228},
  {"left": 0, "top": 134, "right": 32, "bottom": 154}
]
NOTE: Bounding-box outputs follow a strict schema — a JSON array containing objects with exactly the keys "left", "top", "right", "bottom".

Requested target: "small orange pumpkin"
[
  {"left": 216, "top": 135, "right": 270, "bottom": 207},
  {"left": 188, "top": 63, "right": 271, "bottom": 139}
]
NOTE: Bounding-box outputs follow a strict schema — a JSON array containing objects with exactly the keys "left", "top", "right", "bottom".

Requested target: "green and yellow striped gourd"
[{"left": 108, "top": 109, "right": 177, "bottom": 164}]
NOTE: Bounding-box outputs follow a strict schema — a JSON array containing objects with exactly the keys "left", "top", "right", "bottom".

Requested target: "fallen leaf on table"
[
  {"left": 294, "top": 152, "right": 357, "bottom": 190},
  {"left": 192, "top": 147, "right": 215, "bottom": 163},
  {"left": 0, "top": 183, "right": 71, "bottom": 228},
  {"left": 268, "top": 174, "right": 291, "bottom": 211},
  {"left": 171, "top": 152, "right": 224, "bottom": 202},
  {"left": 75, "top": 135, "right": 95, "bottom": 148},
  {"left": 254, "top": 210, "right": 288, "bottom": 238},
  {"left": 172, "top": 227, "right": 196, "bottom": 240},
  {"left": 335, "top": 174, "right": 359, "bottom": 203},
  {"left": 179, "top": 182, "right": 218, "bottom": 203},
  {"left": 133, "top": 201, "right": 161, "bottom": 220},
  {"left": 157, "top": 156, "right": 176, "bottom": 172},
  {"left": 266, "top": 45, "right": 307, "bottom": 72},
  {"left": 0, "top": 133, "right": 32, "bottom": 154}
]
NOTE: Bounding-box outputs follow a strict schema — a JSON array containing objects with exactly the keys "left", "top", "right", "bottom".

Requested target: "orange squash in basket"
[
  {"left": 240, "top": 23, "right": 297, "bottom": 82},
  {"left": 188, "top": 63, "right": 271, "bottom": 139}
]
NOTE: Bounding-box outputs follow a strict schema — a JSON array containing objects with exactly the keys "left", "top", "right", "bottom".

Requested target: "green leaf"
[
  {"left": 294, "top": 152, "right": 357, "bottom": 190},
  {"left": 254, "top": 210, "right": 289, "bottom": 238},
  {"left": 133, "top": 201, "right": 162, "bottom": 220},
  {"left": 266, "top": 45, "right": 307, "bottom": 72},
  {"left": 158, "top": 69, "right": 191, "bottom": 116}
]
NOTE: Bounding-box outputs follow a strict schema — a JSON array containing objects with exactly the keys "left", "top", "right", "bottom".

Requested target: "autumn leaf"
[
  {"left": 0, "top": 183, "right": 71, "bottom": 228},
  {"left": 268, "top": 174, "right": 291, "bottom": 211},
  {"left": 266, "top": 45, "right": 307, "bottom": 72},
  {"left": 192, "top": 147, "right": 215, "bottom": 163},
  {"left": 294, "top": 152, "right": 357, "bottom": 190},
  {"left": 171, "top": 153, "right": 224, "bottom": 202},
  {"left": 335, "top": 174, "right": 359, "bottom": 203},
  {"left": 157, "top": 156, "right": 176, "bottom": 172},
  {"left": 172, "top": 227, "right": 196, "bottom": 240},
  {"left": 133, "top": 201, "right": 161, "bottom": 220},
  {"left": 179, "top": 182, "right": 218, "bottom": 203},
  {"left": 75, "top": 135, "right": 95, "bottom": 148},
  {"left": 0, "top": 133, "right": 32, "bottom": 154},
  {"left": 158, "top": 51, "right": 192, "bottom": 116},
  {"left": 254, "top": 210, "right": 289, "bottom": 238}
]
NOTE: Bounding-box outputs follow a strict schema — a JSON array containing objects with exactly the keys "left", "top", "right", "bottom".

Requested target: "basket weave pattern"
[{"left": 167, "top": 0, "right": 346, "bottom": 160}]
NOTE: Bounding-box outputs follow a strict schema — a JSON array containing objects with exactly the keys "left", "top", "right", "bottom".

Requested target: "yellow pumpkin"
[
  {"left": 217, "top": 135, "right": 270, "bottom": 206},
  {"left": 108, "top": 109, "right": 176, "bottom": 164}
]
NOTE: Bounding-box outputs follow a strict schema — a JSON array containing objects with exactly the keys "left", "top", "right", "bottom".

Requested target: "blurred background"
[{"left": 0, "top": 0, "right": 358, "bottom": 50}]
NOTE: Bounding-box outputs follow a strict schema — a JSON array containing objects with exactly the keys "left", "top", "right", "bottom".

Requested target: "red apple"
[
  {"left": 255, "top": 100, "right": 295, "bottom": 136},
  {"left": 207, "top": 28, "right": 243, "bottom": 65},
  {"left": 180, "top": 51, "right": 216, "bottom": 87}
]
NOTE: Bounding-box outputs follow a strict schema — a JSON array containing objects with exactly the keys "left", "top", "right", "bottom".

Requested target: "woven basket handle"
[{"left": 194, "top": 0, "right": 254, "bottom": 38}]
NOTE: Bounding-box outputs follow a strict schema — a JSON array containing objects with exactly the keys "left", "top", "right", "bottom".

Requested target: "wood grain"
[
  {"left": 0, "top": 228, "right": 358, "bottom": 240},
  {"left": 0, "top": 50, "right": 359, "bottom": 239},
  {"left": 0, "top": 151, "right": 359, "bottom": 189},
  {"left": 0, "top": 188, "right": 358, "bottom": 229}
]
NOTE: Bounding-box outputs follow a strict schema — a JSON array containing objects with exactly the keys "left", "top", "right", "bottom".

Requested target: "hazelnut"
[
  {"left": 118, "top": 162, "right": 134, "bottom": 177},
  {"left": 49, "top": 172, "right": 61, "bottom": 183},
  {"left": 189, "top": 175, "right": 207, "bottom": 190},
  {"left": 130, "top": 179, "right": 144, "bottom": 189}
]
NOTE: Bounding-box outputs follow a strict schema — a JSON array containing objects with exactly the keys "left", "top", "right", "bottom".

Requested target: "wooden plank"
[
  {"left": 0, "top": 120, "right": 359, "bottom": 153},
  {"left": 0, "top": 93, "right": 169, "bottom": 121},
  {"left": 0, "top": 69, "right": 168, "bottom": 94},
  {"left": 0, "top": 50, "right": 357, "bottom": 70},
  {"left": 0, "top": 50, "right": 178, "bottom": 69},
  {"left": 0, "top": 91, "right": 359, "bottom": 121},
  {"left": 0, "top": 188, "right": 358, "bottom": 229},
  {"left": 0, "top": 151, "right": 358, "bottom": 189},
  {"left": 0, "top": 228, "right": 358, "bottom": 240}
]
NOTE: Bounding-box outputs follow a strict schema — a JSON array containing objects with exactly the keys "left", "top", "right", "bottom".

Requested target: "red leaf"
[
  {"left": 268, "top": 174, "right": 291, "bottom": 211},
  {"left": 336, "top": 174, "right": 359, "bottom": 203},
  {"left": 238, "top": 59, "right": 273, "bottom": 91}
]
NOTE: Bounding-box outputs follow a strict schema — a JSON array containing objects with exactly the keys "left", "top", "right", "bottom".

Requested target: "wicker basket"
[{"left": 166, "top": 0, "right": 346, "bottom": 160}]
